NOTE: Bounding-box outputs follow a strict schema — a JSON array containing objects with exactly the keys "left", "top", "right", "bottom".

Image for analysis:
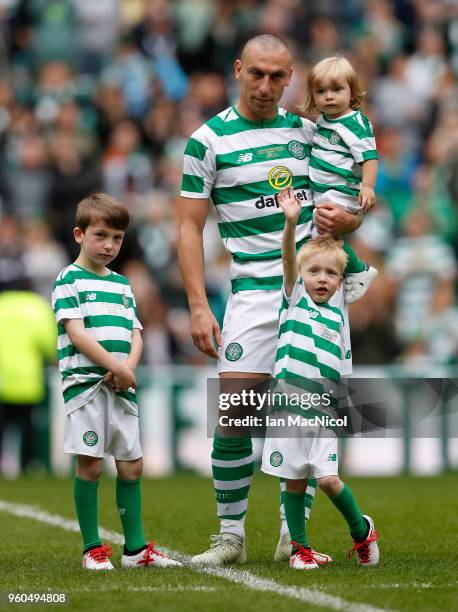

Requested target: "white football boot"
[
  {"left": 121, "top": 541, "right": 182, "bottom": 568},
  {"left": 344, "top": 266, "right": 378, "bottom": 304},
  {"left": 82, "top": 544, "right": 114, "bottom": 570},
  {"left": 274, "top": 533, "right": 333, "bottom": 564},
  {"left": 348, "top": 515, "right": 380, "bottom": 566},
  {"left": 190, "top": 534, "right": 246, "bottom": 566},
  {"left": 289, "top": 544, "right": 320, "bottom": 570}
]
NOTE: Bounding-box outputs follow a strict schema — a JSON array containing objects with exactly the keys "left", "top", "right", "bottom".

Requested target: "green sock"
[
  {"left": 304, "top": 478, "right": 317, "bottom": 520},
  {"left": 343, "top": 243, "right": 366, "bottom": 274},
  {"left": 280, "top": 477, "right": 316, "bottom": 529},
  {"left": 116, "top": 478, "right": 147, "bottom": 553},
  {"left": 329, "top": 483, "right": 368, "bottom": 541},
  {"left": 284, "top": 491, "right": 309, "bottom": 550},
  {"left": 74, "top": 476, "right": 101, "bottom": 553}
]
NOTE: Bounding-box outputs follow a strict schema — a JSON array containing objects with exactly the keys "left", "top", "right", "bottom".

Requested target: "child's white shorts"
[
  {"left": 313, "top": 191, "right": 361, "bottom": 215},
  {"left": 64, "top": 384, "right": 142, "bottom": 460},
  {"left": 218, "top": 288, "right": 352, "bottom": 375},
  {"left": 261, "top": 416, "right": 338, "bottom": 480}
]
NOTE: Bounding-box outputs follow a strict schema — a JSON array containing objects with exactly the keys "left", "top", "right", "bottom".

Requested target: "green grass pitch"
[{"left": 0, "top": 472, "right": 457, "bottom": 612}]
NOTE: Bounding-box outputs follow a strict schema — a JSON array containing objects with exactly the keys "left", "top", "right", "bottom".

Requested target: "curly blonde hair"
[
  {"left": 296, "top": 236, "right": 347, "bottom": 276},
  {"left": 302, "top": 56, "right": 366, "bottom": 114}
]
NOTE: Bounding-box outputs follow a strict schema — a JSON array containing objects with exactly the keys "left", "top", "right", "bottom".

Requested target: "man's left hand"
[{"left": 314, "top": 203, "right": 362, "bottom": 236}]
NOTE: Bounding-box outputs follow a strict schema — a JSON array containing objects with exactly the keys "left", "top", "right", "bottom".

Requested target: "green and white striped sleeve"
[
  {"left": 346, "top": 113, "right": 378, "bottom": 163},
  {"left": 52, "top": 270, "right": 82, "bottom": 324},
  {"left": 131, "top": 291, "right": 143, "bottom": 330},
  {"left": 181, "top": 124, "right": 216, "bottom": 198}
]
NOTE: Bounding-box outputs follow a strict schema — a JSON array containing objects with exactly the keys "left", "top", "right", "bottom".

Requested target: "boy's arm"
[
  {"left": 125, "top": 328, "right": 143, "bottom": 370},
  {"left": 278, "top": 188, "right": 301, "bottom": 297},
  {"left": 282, "top": 219, "right": 298, "bottom": 297},
  {"left": 359, "top": 159, "right": 378, "bottom": 211},
  {"left": 64, "top": 319, "right": 136, "bottom": 389}
]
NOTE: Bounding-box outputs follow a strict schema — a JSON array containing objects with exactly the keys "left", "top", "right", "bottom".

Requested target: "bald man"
[{"left": 177, "top": 34, "right": 362, "bottom": 565}]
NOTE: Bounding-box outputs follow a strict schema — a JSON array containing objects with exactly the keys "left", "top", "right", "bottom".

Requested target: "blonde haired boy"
[{"left": 261, "top": 187, "right": 380, "bottom": 570}]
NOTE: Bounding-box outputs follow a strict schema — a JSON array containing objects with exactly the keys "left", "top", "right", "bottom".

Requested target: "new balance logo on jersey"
[
  {"left": 237, "top": 152, "right": 253, "bottom": 163},
  {"left": 86, "top": 293, "right": 97, "bottom": 301},
  {"left": 255, "top": 189, "right": 308, "bottom": 209},
  {"left": 309, "top": 310, "right": 319, "bottom": 319}
]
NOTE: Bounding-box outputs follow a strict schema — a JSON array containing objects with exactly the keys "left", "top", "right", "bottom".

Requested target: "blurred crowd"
[{"left": 0, "top": 0, "right": 457, "bottom": 368}]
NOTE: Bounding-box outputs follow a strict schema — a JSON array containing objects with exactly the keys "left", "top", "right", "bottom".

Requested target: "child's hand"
[
  {"left": 278, "top": 187, "right": 301, "bottom": 223},
  {"left": 103, "top": 371, "right": 114, "bottom": 386},
  {"left": 112, "top": 363, "right": 136, "bottom": 392},
  {"left": 359, "top": 186, "right": 376, "bottom": 212}
]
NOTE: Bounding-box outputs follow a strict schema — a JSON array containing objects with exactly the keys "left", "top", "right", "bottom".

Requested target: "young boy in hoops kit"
[
  {"left": 261, "top": 187, "right": 380, "bottom": 570},
  {"left": 52, "top": 193, "right": 181, "bottom": 570}
]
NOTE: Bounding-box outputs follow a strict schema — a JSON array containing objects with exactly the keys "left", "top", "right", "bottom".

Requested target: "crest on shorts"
[
  {"left": 121, "top": 293, "right": 129, "bottom": 308},
  {"left": 287, "top": 140, "right": 306, "bottom": 160},
  {"left": 225, "top": 342, "right": 243, "bottom": 362},
  {"left": 270, "top": 451, "right": 283, "bottom": 467},
  {"left": 83, "top": 431, "right": 98, "bottom": 447},
  {"left": 328, "top": 131, "right": 341, "bottom": 145}
]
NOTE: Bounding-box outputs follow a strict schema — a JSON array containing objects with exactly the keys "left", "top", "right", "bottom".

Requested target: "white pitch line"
[
  {"left": 359, "top": 583, "right": 457, "bottom": 590},
  {"left": 15, "top": 585, "right": 217, "bottom": 593},
  {"left": 67, "top": 586, "right": 217, "bottom": 593},
  {"left": 0, "top": 500, "right": 392, "bottom": 612}
]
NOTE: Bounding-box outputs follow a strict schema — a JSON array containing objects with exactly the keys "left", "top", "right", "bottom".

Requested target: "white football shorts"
[
  {"left": 217, "top": 288, "right": 352, "bottom": 375},
  {"left": 261, "top": 415, "right": 339, "bottom": 480},
  {"left": 64, "top": 384, "right": 142, "bottom": 460},
  {"left": 313, "top": 191, "right": 361, "bottom": 215}
]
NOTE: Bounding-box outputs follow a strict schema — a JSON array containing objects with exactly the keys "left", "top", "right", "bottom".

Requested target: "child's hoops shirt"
[{"left": 51, "top": 264, "right": 141, "bottom": 414}]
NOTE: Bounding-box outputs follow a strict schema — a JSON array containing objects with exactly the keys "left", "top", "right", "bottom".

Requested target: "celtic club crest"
[
  {"left": 83, "top": 431, "right": 98, "bottom": 447},
  {"left": 225, "top": 342, "right": 243, "bottom": 362},
  {"left": 287, "top": 140, "right": 306, "bottom": 159},
  {"left": 270, "top": 451, "right": 283, "bottom": 467},
  {"left": 328, "top": 131, "right": 341, "bottom": 145}
]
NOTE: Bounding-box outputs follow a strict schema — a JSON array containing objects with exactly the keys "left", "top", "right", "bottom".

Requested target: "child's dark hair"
[{"left": 76, "top": 193, "right": 130, "bottom": 232}]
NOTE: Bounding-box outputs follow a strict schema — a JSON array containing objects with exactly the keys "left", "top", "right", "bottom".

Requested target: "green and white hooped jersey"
[
  {"left": 51, "top": 264, "right": 142, "bottom": 414},
  {"left": 181, "top": 106, "right": 315, "bottom": 292},
  {"left": 310, "top": 110, "right": 377, "bottom": 213},
  {"left": 273, "top": 279, "right": 344, "bottom": 417}
]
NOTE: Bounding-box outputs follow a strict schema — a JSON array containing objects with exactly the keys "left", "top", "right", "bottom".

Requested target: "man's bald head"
[
  {"left": 240, "top": 34, "right": 291, "bottom": 63},
  {"left": 235, "top": 33, "right": 293, "bottom": 121}
]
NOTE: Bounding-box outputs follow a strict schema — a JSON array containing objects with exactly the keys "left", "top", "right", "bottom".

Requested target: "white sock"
[{"left": 220, "top": 518, "right": 245, "bottom": 540}]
